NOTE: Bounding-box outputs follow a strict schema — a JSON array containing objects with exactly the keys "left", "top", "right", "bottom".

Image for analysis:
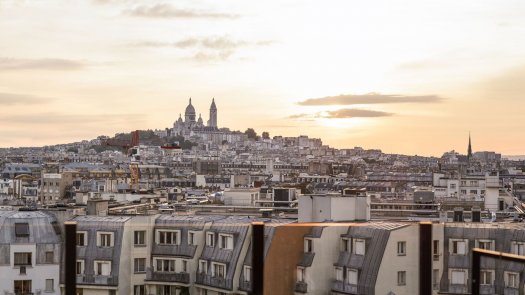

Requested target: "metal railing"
[
  {"left": 195, "top": 272, "right": 233, "bottom": 290},
  {"left": 145, "top": 267, "right": 190, "bottom": 284}
]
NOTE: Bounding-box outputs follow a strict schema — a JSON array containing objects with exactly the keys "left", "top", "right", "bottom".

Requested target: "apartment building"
[
  {"left": 146, "top": 215, "right": 226, "bottom": 295},
  {"left": 0, "top": 209, "right": 62, "bottom": 295}
]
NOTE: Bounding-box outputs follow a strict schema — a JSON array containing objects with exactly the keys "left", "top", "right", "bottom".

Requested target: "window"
[
  {"left": 76, "top": 232, "right": 87, "bottom": 246},
  {"left": 450, "top": 184, "right": 456, "bottom": 189},
  {"left": 433, "top": 240, "right": 439, "bottom": 260},
  {"left": 212, "top": 263, "right": 226, "bottom": 278},
  {"left": 155, "top": 259, "right": 175, "bottom": 272},
  {"left": 461, "top": 190, "right": 467, "bottom": 195},
  {"left": 134, "top": 231, "right": 146, "bottom": 246},
  {"left": 157, "top": 230, "right": 180, "bottom": 245},
  {"left": 243, "top": 266, "right": 252, "bottom": 282},
  {"left": 182, "top": 260, "right": 188, "bottom": 272},
  {"left": 134, "top": 285, "right": 146, "bottom": 295},
  {"left": 433, "top": 269, "right": 440, "bottom": 290},
  {"left": 14, "top": 252, "right": 32, "bottom": 266},
  {"left": 335, "top": 267, "right": 343, "bottom": 281},
  {"left": 476, "top": 240, "right": 493, "bottom": 250},
  {"left": 206, "top": 232, "right": 215, "bottom": 247},
  {"left": 506, "top": 272, "right": 519, "bottom": 288},
  {"left": 451, "top": 270, "right": 466, "bottom": 285},
  {"left": 480, "top": 270, "right": 493, "bottom": 285},
  {"left": 341, "top": 238, "right": 351, "bottom": 252},
  {"left": 470, "top": 190, "right": 477, "bottom": 195},
  {"left": 15, "top": 223, "right": 29, "bottom": 237},
  {"left": 188, "top": 231, "right": 196, "bottom": 245},
  {"left": 451, "top": 240, "right": 466, "bottom": 255},
  {"left": 45, "top": 279, "right": 54, "bottom": 292},
  {"left": 76, "top": 260, "right": 85, "bottom": 275},
  {"left": 14, "top": 280, "right": 32, "bottom": 294},
  {"left": 354, "top": 239, "right": 366, "bottom": 255},
  {"left": 397, "top": 241, "right": 406, "bottom": 255},
  {"left": 44, "top": 251, "right": 54, "bottom": 264},
  {"left": 219, "top": 234, "right": 234, "bottom": 250},
  {"left": 97, "top": 232, "right": 114, "bottom": 247},
  {"left": 199, "top": 260, "right": 208, "bottom": 274},
  {"left": 297, "top": 267, "right": 305, "bottom": 282},
  {"left": 94, "top": 261, "right": 111, "bottom": 276},
  {"left": 397, "top": 271, "right": 406, "bottom": 286},
  {"left": 304, "top": 239, "right": 313, "bottom": 253},
  {"left": 347, "top": 269, "right": 358, "bottom": 285},
  {"left": 512, "top": 241, "right": 525, "bottom": 255},
  {"left": 134, "top": 258, "right": 146, "bottom": 273}
]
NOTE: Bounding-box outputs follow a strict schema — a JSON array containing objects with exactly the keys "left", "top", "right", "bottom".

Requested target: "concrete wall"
[
  {"left": 375, "top": 225, "right": 420, "bottom": 295},
  {"left": 302, "top": 226, "right": 347, "bottom": 295}
]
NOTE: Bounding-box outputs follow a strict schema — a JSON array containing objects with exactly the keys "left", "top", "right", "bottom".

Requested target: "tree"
[
  {"left": 262, "top": 131, "right": 270, "bottom": 139},
  {"left": 244, "top": 128, "right": 258, "bottom": 140}
]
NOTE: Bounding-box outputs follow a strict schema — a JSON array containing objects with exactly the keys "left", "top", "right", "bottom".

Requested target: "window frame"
[
  {"left": 397, "top": 271, "right": 406, "bottom": 286},
  {"left": 94, "top": 260, "right": 112, "bottom": 276},
  {"left": 134, "top": 230, "right": 146, "bottom": 246},
  {"left": 134, "top": 258, "right": 146, "bottom": 273},
  {"left": 397, "top": 241, "right": 406, "bottom": 256},
  {"left": 76, "top": 231, "right": 88, "bottom": 247},
  {"left": 97, "top": 231, "right": 114, "bottom": 248}
]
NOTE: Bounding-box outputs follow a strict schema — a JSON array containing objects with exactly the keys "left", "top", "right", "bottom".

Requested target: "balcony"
[
  {"left": 195, "top": 272, "right": 232, "bottom": 290},
  {"left": 332, "top": 280, "right": 358, "bottom": 294},
  {"left": 239, "top": 280, "right": 252, "bottom": 292},
  {"left": 151, "top": 244, "right": 197, "bottom": 258},
  {"left": 295, "top": 281, "right": 308, "bottom": 293},
  {"left": 145, "top": 268, "right": 190, "bottom": 284},
  {"left": 76, "top": 274, "right": 119, "bottom": 286}
]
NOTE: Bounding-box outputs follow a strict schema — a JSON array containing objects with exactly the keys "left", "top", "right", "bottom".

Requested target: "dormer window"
[
  {"left": 15, "top": 223, "right": 29, "bottom": 237},
  {"left": 219, "top": 234, "right": 234, "bottom": 250},
  {"left": 206, "top": 232, "right": 215, "bottom": 247},
  {"left": 97, "top": 232, "right": 114, "bottom": 248},
  {"left": 450, "top": 239, "right": 467, "bottom": 255},
  {"left": 354, "top": 239, "right": 366, "bottom": 255},
  {"left": 156, "top": 230, "right": 181, "bottom": 245},
  {"left": 304, "top": 239, "right": 313, "bottom": 253}
]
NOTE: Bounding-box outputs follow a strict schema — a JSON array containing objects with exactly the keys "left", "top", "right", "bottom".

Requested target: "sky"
[{"left": 1, "top": 0, "right": 525, "bottom": 156}]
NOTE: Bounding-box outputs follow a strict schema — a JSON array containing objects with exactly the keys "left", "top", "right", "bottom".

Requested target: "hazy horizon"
[{"left": 2, "top": 0, "right": 525, "bottom": 155}]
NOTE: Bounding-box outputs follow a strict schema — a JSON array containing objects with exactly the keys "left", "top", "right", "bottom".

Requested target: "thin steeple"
[{"left": 468, "top": 132, "right": 473, "bottom": 160}]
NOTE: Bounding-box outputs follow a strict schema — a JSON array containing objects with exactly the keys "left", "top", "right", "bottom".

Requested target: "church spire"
[{"left": 468, "top": 132, "right": 473, "bottom": 160}]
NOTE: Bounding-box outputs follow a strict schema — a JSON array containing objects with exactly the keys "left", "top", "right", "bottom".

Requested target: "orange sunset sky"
[{"left": 1, "top": 0, "right": 525, "bottom": 156}]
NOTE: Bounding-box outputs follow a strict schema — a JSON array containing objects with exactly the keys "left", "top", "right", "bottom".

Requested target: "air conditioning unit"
[{"left": 20, "top": 266, "right": 26, "bottom": 275}]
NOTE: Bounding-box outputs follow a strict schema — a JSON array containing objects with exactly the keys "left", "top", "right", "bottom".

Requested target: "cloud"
[
  {"left": 0, "top": 92, "right": 52, "bottom": 105},
  {"left": 297, "top": 93, "right": 444, "bottom": 106},
  {"left": 132, "top": 36, "right": 274, "bottom": 63},
  {"left": 323, "top": 109, "right": 392, "bottom": 118},
  {"left": 125, "top": 4, "right": 238, "bottom": 19},
  {"left": 133, "top": 36, "right": 273, "bottom": 50},
  {"left": 288, "top": 109, "right": 393, "bottom": 120},
  {"left": 0, "top": 57, "right": 85, "bottom": 71}
]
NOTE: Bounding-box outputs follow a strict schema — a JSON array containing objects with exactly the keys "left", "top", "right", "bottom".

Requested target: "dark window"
[
  {"left": 45, "top": 251, "right": 54, "bottom": 264},
  {"left": 14, "top": 252, "right": 32, "bottom": 266},
  {"left": 15, "top": 223, "right": 29, "bottom": 237}
]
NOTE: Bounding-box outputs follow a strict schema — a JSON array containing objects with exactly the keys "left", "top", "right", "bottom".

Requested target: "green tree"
[
  {"left": 262, "top": 131, "right": 270, "bottom": 139},
  {"left": 245, "top": 128, "right": 258, "bottom": 140}
]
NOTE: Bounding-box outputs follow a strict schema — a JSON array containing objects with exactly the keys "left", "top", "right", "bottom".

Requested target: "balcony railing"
[
  {"left": 332, "top": 280, "right": 358, "bottom": 294},
  {"left": 145, "top": 267, "right": 190, "bottom": 284},
  {"left": 195, "top": 272, "right": 232, "bottom": 290},
  {"left": 76, "top": 274, "right": 119, "bottom": 286},
  {"left": 295, "top": 281, "right": 308, "bottom": 293},
  {"left": 239, "top": 280, "right": 252, "bottom": 292}
]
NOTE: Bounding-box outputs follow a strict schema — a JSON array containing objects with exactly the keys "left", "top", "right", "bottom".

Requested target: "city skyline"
[{"left": 2, "top": 0, "right": 525, "bottom": 155}]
